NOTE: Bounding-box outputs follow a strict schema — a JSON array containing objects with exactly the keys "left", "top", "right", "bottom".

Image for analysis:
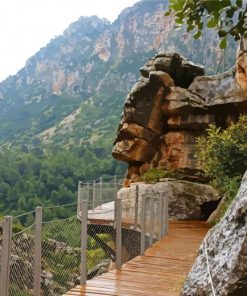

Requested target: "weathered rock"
[
  {"left": 182, "top": 171, "right": 247, "bottom": 296},
  {"left": 154, "top": 52, "right": 204, "bottom": 88},
  {"left": 112, "top": 138, "right": 158, "bottom": 163},
  {"left": 140, "top": 58, "right": 155, "bottom": 78},
  {"left": 167, "top": 114, "right": 214, "bottom": 130},
  {"left": 188, "top": 69, "right": 247, "bottom": 105},
  {"left": 118, "top": 180, "right": 220, "bottom": 221},
  {"left": 236, "top": 38, "right": 247, "bottom": 91},
  {"left": 161, "top": 131, "right": 201, "bottom": 170},
  {"left": 112, "top": 67, "right": 174, "bottom": 165},
  {"left": 112, "top": 52, "right": 247, "bottom": 184},
  {"left": 164, "top": 86, "right": 206, "bottom": 114}
]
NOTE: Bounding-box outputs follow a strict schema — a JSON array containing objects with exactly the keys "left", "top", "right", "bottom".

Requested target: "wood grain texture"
[{"left": 63, "top": 221, "right": 210, "bottom": 296}]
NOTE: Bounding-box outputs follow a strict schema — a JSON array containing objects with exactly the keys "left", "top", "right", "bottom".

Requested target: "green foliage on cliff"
[
  {"left": 140, "top": 167, "right": 184, "bottom": 182},
  {"left": 166, "top": 0, "right": 247, "bottom": 48},
  {"left": 196, "top": 115, "right": 247, "bottom": 220}
]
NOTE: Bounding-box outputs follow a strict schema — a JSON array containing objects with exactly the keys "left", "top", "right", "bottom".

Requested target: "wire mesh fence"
[
  {"left": 0, "top": 177, "right": 170, "bottom": 296},
  {"left": 9, "top": 224, "right": 35, "bottom": 296},
  {"left": 0, "top": 219, "right": 4, "bottom": 290},
  {"left": 121, "top": 205, "right": 141, "bottom": 264},
  {"left": 78, "top": 176, "right": 124, "bottom": 211},
  {"left": 87, "top": 214, "right": 115, "bottom": 280},
  {"left": 41, "top": 206, "right": 81, "bottom": 296}
]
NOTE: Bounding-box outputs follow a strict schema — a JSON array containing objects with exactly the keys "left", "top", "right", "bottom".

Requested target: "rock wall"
[
  {"left": 236, "top": 38, "right": 247, "bottom": 91},
  {"left": 182, "top": 171, "right": 247, "bottom": 296},
  {"left": 118, "top": 180, "right": 220, "bottom": 221},
  {"left": 112, "top": 52, "right": 247, "bottom": 184}
]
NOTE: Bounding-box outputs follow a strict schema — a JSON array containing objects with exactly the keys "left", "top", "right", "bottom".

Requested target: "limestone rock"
[
  {"left": 118, "top": 180, "right": 220, "bottom": 221},
  {"left": 236, "top": 38, "right": 247, "bottom": 91},
  {"left": 164, "top": 86, "right": 205, "bottom": 114},
  {"left": 167, "top": 114, "right": 214, "bottom": 130},
  {"left": 154, "top": 52, "right": 204, "bottom": 88},
  {"left": 112, "top": 52, "right": 247, "bottom": 184},
  {"left": 182, "top": 171, "right": 247, "bottom": 296},
  {"left": 188, "top": 69, "right": 247, "bottom": 105},
  {"left": 161, "top": 131, "right": 201, "bottom": 170},
  {"left": 140, "top": 58, "right": 155, "bottom": 78},
  {"left": 112, "top": 138, "right": 157, "bottom": 163}
]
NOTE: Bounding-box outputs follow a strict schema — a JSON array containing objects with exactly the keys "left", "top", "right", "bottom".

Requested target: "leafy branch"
[{"left": 165, "top": 0, "right": 247, "bottom": 48}]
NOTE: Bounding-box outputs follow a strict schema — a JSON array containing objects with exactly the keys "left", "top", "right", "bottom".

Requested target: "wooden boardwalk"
[{"left": 63, "top": 221, "right": 210, "bottom": 296}]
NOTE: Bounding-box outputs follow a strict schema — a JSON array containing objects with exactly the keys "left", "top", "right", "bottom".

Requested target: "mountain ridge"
[{"left": 0, "top": 0, "right": 237, "bottom": 148}]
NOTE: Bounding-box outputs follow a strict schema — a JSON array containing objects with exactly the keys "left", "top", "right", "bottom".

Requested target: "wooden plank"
[{"left": 65, "top": 221, "right": 210, "bottom": 296}]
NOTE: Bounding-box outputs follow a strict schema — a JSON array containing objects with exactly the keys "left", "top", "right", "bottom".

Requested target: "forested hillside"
[{"left": 0, "top": 145, "right": 125, "bottom": 218}]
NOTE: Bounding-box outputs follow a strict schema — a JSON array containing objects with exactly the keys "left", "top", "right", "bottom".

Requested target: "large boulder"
[
  {"left": 118, "top": 180, "right": 220, "bottom": 221},
  {"left": 112, "top": 52, "right": 247, "bottom": 184},
  {"left": 182, "top": 171, "right": 247, "bottom": 296}
]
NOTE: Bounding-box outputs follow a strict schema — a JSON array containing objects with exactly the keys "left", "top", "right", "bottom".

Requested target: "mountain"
[
  {"left": 0, "top": 0, "right": 237, "bottom": 149},
  {"left": 0, "top": 0, "right": 240, "bottom": 216}
]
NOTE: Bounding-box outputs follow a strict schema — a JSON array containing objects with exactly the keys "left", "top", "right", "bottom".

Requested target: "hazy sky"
[{"left": 0, "top": 0, "right": 139, "bottom": 82}]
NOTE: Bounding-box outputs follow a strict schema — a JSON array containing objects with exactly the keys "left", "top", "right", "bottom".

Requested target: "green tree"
[
  {"left": 166, "top": 0, "right": 247, "bottom": 48},
  {"left": 196, "top": 115, "right": 247, "bottom": 220},
  {"left": 196, "top": 115, "right": 247, "bottom": 184}
]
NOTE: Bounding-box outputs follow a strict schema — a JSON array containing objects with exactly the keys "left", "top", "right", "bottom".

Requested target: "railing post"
[
  {"left": 164, "top": 194, "right": 169, "bottom": 235},
  {"left": 159, "top": 194, "right": 163, "bottom": 240},
  {"left": 149, "top": 195, "right": 154, "bottom": 247},
  {"left": 1, "top": 216, "right": 12, "bottom": 296},
  {"left": 99, "top": 177, "right": 103, "bottom": 208},
  {"left": 162, "top": 192, "right": 169, "bottom": 236},
  {"left": 140, "top": 195, "right": 146, "bottom": 255},
  {"left": 34, "top": 207, "right": 42, "bottom": 296},
  {"left": 86, "top": 182, "right": 90, "bottom": 202},
  {"left": 114, "top": 175, "right": 117, "bottom": 190},
  {"left": 80, "top": 200, "right": 88, "bottom": 285},
  {"left": 114, "top": 174, "right": 118, "bottom": 199},
  {"left": 115, "top": 198, "right": 122, "bottom": 268},
  {"left": 77, "top": 181, "right": 82, "bottom": 217},
  {"left": 134, "top": 185, "right": 139, "bottom": 230},
  {"left": 92, "top": 180, "right": 96, "bottom": 212}
]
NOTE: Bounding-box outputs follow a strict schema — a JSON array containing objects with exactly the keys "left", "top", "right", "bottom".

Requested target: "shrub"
[
  {"left": 196, "top": 115, "right": 247, "bottom": 221},
  {"left": 139, "top": 168, "right": 183, "bottom": 182}
]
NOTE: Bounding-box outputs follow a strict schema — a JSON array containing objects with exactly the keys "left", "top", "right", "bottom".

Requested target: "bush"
[
  {"left": 139, "top": 168, "right": 183, "bottom": 183},
  {"left": 196, "top": 115, "right": 247, "bottom": 221}
]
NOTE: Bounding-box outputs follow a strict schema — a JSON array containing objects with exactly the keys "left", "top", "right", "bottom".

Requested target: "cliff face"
[
  {"left": 112, "top": 53, "right": 247, "bottom": 183},
  {"left": 0, "top": 0, "right": 237, "bottom": 148},
  {"left": 182, "top": 171, "right": 247, "bottom": 296}
]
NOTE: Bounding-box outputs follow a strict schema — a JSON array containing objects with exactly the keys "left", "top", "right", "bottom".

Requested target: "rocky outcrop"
[
  {"left": 182, "top": 171, "right": 247, "bottom": 296},
  {"left": 118, "top": 180, "right": 220, "bottom": 221},
  {"left": 236, "top": 38, "right": 247, "bottom": 91},
  {"left": 112, "top": 53, "right": 247, "bottom": 183}
]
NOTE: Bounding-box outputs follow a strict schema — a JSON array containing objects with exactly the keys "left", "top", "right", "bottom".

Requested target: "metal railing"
[
  {"left": 77, "top": 184, "right": 169, "bottom": 284},
  {"left": 77, "top": 175, "right": 124, "bottom": 211},
  {"left": 0, "top": 178, "right": 169, "bottom": 295}
]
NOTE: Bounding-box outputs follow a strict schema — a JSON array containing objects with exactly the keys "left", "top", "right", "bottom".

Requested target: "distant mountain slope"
[{"left": 0, "top": 0, "right": 237, "bottom": 148}]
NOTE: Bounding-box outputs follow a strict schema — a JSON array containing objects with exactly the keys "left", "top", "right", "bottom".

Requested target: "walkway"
[{"left": 63, "top": 221, "right": 210, "bottom": 296}]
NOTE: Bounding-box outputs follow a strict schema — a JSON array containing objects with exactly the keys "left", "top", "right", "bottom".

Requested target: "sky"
[{"left": 0, "top": 0, "right": 139, "bottom": 82}]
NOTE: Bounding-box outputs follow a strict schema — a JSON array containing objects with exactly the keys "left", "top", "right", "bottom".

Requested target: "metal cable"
[
  {"left": 42, "top": 215, "right": 77, "bottom": 224},
  {"left": 44, "top": 202, "right": 77, "bottom": 210},
  {"left": 13, "top": 210, "right": 36, "bottom": 219},
  {"left": 12, "top": 224, "right": 35, "bottom": 237}
]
